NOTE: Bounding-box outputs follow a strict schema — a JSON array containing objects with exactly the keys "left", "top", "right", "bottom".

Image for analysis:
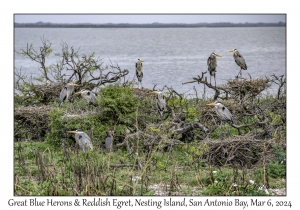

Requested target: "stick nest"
[
  {"left": 14, "top": 105, "right": 52, "bottom": 141},
  {"left": 200, "top": 136, "right": 284, "bottom": 169},
  {"left": 227, "top": 77, "right": 271, "bottom": 98}
]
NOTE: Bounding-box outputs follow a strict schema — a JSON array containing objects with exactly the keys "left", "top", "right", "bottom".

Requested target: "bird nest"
[
  {"left": 30, "top": 83, "right": 65, "bottom": 104},
  {"left": 227, "top": 77, "right": 271, "bottom": 98},
  {"left": 200, "top": 136, "right": 281, "bottom": 169},
  {"left": 14, "top": 105, "right": 52, "bottom": 141}
]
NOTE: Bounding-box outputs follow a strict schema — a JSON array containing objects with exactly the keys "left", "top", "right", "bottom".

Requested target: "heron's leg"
[
  {"left": 237, "top": 69, "right": 242, "bottom": 78},
  {"left": 214, "top": 75, "right": 216, "bottom": 87}
]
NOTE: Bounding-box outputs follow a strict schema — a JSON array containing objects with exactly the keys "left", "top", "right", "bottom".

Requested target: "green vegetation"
[{"left": 14, "top": 140, "right": 285, "bottom": 196}]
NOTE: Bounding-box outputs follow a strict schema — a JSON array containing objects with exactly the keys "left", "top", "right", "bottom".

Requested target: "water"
[{"left": 14, "top": 27, "right": 286, "bottom": 97}]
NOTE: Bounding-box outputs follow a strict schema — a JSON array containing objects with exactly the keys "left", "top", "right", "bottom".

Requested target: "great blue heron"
[
  {"left": 68, "top": 129, "right": 93, "bottom": 152},
  {"left": 207, "top": 100, "right": 234, "bottom": 139},
  {"left": 207, "top": 52, "right": 222, "bottom": 87},
  {"left": 136, "top": 58, "right": 144, "bottom": 88},
  {"left": 75, "top": 89, "right": 97, "bottom": 106},
  {"left": 59, "top": 82, "right": 80, "bottom": 107},
  {"left": 229, "top": 49, "right": 247, "bottom": 78},
  {"left": 206, "top": 100, "right": 234, "bottom": 124},
  {"left": 152, "top": 90, "right": 166, "bottom": 117},
  {"left": 105, "top": 130, "right": 114, "bottom": 153}
]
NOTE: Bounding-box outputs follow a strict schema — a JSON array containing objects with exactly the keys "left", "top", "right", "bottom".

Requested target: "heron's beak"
[
  {"left": 74, "top": 92, "right": 81, "bottom": 95},
  {"left": 215, "top": 54, "right": 222, "bottom": 57},
  {"left": 229, "top": 49, "right": 234, "bottom": 52},
  {"left": 68, "top": 131, "right": 76, "bottom": 134},
  {"left": 140, "top": 59, "right": 145, "bottom": 62},
  {"left": 206, "top": 103, "right": 215, "bottom": 106},
  {"left": 72, "top": 84, "right": 80, "bottom": 86},
  {"left": 151, "top": 91, "right": 158, "bottom": 94}
]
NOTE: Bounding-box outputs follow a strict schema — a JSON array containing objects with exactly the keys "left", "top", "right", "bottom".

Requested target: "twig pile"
[
  {"left": 227, "top": 76, "right": 271, "bottom": 99},
  {"left": 200, "top": 136, "right": 280, "bottom": 168},
  {"left": 14, "top": 105, "right": 52, "bottom": 141},
  {"left": 30, "top": 83, "right": 64, "bottom": 104}
]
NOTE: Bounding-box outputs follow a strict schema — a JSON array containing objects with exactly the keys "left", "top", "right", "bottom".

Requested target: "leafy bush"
[
  {"left": 98, "top": 84, "right": 138, "bottom": 121},
  {"left": 268, "top": 144, "right": 286, "bottom": 178}
]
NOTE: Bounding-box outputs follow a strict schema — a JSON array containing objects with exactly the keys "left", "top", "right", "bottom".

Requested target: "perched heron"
[
  {"left": 152, "top": 91, "right": 166, "bottom": 117},
  {"left": 135, "top": 58, "right": 144, "bottom": 88},
  {"left": 206, "top": 100, "right": 234, "bottom": 124},
  {"left": 229, "top": 49, "right": 247, "bottom": 78},
  {"left": 207, "top": 100, "right": 234, "bottom": 139},
  {"left": 68, "top": 129, "right": 93, "bottom": 152},
  {"left": 75, "top": 89, "right": 97, "bottom": 106},
  {"left": 59, "top": 82, "right": 80, "bottom": 107},
  {"left": 105, "top": 130, "right": 114, "bottom": 153},
  {"left": 207, "top": 52, "right": 222, "bottom": 87}
]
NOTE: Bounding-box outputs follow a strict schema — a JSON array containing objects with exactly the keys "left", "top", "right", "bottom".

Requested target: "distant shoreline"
[{"left": 14, "top": 22, "right": 286, "bottom": 28}]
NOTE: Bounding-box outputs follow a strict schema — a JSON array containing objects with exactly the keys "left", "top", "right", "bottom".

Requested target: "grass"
[{"left": 14, "top": 141, "right": 286, "bottom": 196}]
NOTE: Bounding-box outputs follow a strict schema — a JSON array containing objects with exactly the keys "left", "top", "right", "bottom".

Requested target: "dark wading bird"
[
  {"left": 59, "top": 82, "right": 80, "bottom": 107},
  {"left": 152, "top": 91, "right": 166, "bottom": 117},
  {"left": 105, "top": 130, "right": 115, "bottom": 153},
  {"left": 135, "top": 58, "right": 144, "bottom": 88},
  {"left": 68, "top": 129, "right": 93, "bottom": 152},
  {"left": 75, "top": 89, "right": 98, "bottom": 106},
  {"left": 229, "top": 49, "right": 247, "bottom": 78},
  {"left": 207, "top": 52, "right": 222, "bottom": 87},
  {"left": 206, "top": 101, "right": 234, "bottom": 139}
]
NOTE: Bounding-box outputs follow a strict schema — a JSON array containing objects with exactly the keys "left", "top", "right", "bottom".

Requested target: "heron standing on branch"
[
  {"left": 75, "top": 89, "right": 97, "bottom": 106},
  {"left": 206, "top": 100, "right": 234, "bottom": 139},
  {"left": 59, "top": 82, "right": 80, "bottom": 107},
  {"left": 152, "top": 90, "right": 166, "bottom": 117},
  {"left": 136, "top": 58, "right": 144, "bottom": 88},
  {"left": 105, "top": 130, "right": 114, "bottom": 153},
  {"left": 207, "top": 52, "right": 222, "bottom": 87},
  {"left": 68, "top": 129, "right": 93, "bottom": 152},
  {"left": 229, "top": 49, "right": 247, "bottom": 78}
]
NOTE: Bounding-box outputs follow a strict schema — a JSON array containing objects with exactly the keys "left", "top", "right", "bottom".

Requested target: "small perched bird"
[
  {"left": 229, "top": 49, "right": 247, "bottom": 78},
  {"left": 206, "top": 100, "right": 234, "bottom": 124},
  {"left": 152, "top": 90, "right": 166, "bottom": 117},
  {"left": 135, "top": 58, "right": 144, "bottom": 88},
  {"left": 59, "top": 82, "right": 80, "bottom": 107},
  {"left": 207, "top": 52, "right": 222, "bottom": 87},
  {"left": 105, "top": 130, "right": 115, "bottom": 153},
  {"left": 75, "top": 89, "right": 97, "bottom": 106},
  {"left": 68, "top": 129, "right": 93, "bottom": 152}
]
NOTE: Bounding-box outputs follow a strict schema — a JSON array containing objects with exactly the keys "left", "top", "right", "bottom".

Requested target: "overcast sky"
[{"left": 14, "top": 14, "right": 286, "bottom": 24}]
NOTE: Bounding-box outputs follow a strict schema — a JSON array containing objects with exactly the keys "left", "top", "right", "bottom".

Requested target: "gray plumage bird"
[
  {"left": 207, "top": 52, "right": 222, "bottom": 87},
  {"left": 75, "top": 89, "right": 97, "bottom": 106},
  {"left": 229, "top": 49, "right": 247, "bottom": 78},
  {"left": 135, "top": 58, "right": 144, "bottom": 88},
  {"left": 152, "top": 91, "right": 166, "bottom": 117},
  {"left": 207, "top": 101, "right": 234, "bottom": 140},
  {"left": 68, "top": 129, "right": 93, "bottom": 152},
  {"left": 105, "top": 130, "right": 114, "bottom": 153},
  {"left": 206, "top": 101, "right": 234, "bottom": 124},
  {"left": 59, "top": 82, "right": 79, "bottom": 107}
]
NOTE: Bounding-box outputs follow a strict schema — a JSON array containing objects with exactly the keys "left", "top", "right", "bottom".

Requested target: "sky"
[{"left": 14, "top": 14, "right": 286, "bottom": 24}]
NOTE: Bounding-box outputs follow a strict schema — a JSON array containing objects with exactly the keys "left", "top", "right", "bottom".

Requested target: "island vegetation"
[{"left": 14, "top": 37, "right": 286, "bottom": 196}]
